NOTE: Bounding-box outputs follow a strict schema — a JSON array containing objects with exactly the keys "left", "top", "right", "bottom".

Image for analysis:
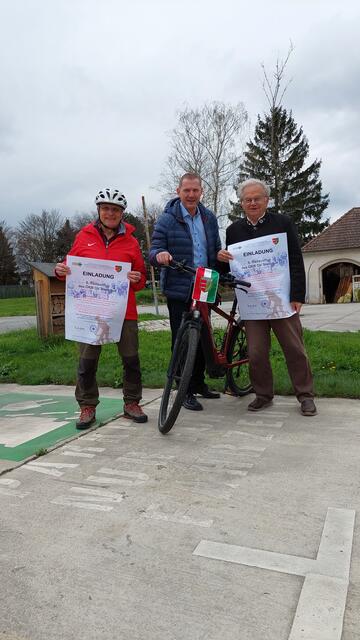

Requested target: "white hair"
[{"left": 237, "top": 178, "right": 270, "bottom": 200}]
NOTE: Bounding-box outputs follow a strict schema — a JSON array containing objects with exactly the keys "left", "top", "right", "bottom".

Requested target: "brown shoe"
[
  {"left": 300, "top": 399, "right": 317, "bottom": 416},
  {"left": 124, "top": 402, "right": 148, "bottom": 423},
  {"left": 248, "top": 397, "right": 273, "bottom": 412},
  {"left": 76, "top": 406, "right": 96, "bottom": 429}
]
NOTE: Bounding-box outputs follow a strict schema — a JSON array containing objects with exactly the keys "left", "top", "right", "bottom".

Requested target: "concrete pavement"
[{"left": 0, "top": 383, "right": 359, "bottom": 639}]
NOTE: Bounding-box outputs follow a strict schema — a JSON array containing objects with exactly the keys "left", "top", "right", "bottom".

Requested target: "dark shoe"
[
  {"left": 76, "top": 406, "right": 96, "bottom": 429},
  {"left": 124, "top": 402, "right": 148, "bottom": 423},
  {"left": 195, "top": 384, "right": 220, "bottom": 399},
  {"left": 300, "top": 399, "right": 317, "bottom": 416},
  {"left": 248, "top": 397, "right": 273, "bottom": 412},
  {"left": 182, "top": 393, "right": 203, "bottom": 411}
]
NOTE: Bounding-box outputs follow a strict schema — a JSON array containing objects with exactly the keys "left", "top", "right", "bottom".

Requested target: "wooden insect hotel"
[{"left": 31, "top": 262, "right": 65, "bottom": 338}]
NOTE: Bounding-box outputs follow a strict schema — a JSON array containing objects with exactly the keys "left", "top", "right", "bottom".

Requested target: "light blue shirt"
[{"left": 180, "top": 202, "right": 208, "bottom": 268}]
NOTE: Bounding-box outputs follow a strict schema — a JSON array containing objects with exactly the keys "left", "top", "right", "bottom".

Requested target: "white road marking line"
[
  {"left": 194, "top": 540, "right": 317, "bottom": 575},
  {"left": 26, "top": 466, "right": 63, "bottom": 477},
  {"left": 62, "top": 451, "right": 95, "bottom": 458},
  {"left": 97, "top": 468, "right": 148, "bottom": 480},
  {"left": 86, "top": 476, "right": 140, "bottom": 486},
  {"left": 194, "top": 507, "right": 355, "bottom": 640},
  {"left": 0, "top": 478, "right": 21, "bottom": 487},
  {"left": 233, "top": 420, "right": 284, "bottom": 429},
  {"left": 87, "top": 468, "right": 149, "bottom": 486},
  {"left": 5, "top": 413, "right": 36, "bottom": 417},
  {"left": 235, "top": 431, "right": 273, "bottom": 441},
  {"left": 28, "top": 462, "right": 78, "bottom": 468},
  {"left": 117, "top": 453, "right": 175, "bottom": 461},
  {"left": 104, "top": 424, "right": 133, "bottom": 430},
  {"left": 41, "top": 411, "right": 69, "bottom": 415},
  {"left": 51, "top": 497, "right": 113, "bottom": 511},
  {"left": 65, "top": 446, "right": 105, "bottom": 453},
  {"left": 0, "top": 488, "right": 30, "bottom": 498},
  {"left": 70, "top": 487, "right": 125, "bottom": 501},
  {"left": 289, "top": 574, "right": 347, "bottom": 640},
  {"left": 86, "top": 435, "right": 124, "bottom": 442},
  {"left": 144, "top": 503, "right": 213, "bottom": 527}
]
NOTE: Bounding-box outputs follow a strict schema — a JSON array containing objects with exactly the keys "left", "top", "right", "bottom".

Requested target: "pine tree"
[
  {"left": 55, "top": 219, "right": 76, "bottom": 261},
  {"left": 230, "top": 106, "right": 329, "bottom": 244},
  {"left": 0, "top": 222, "right": 19, "bottom": 285}
]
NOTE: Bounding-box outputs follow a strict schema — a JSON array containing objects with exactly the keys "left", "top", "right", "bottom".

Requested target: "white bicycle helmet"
[{"left": 95, "top": 188, "right": 127, "bottom": 210}]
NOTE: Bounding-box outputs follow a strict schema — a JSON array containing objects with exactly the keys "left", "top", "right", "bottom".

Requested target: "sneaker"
[
  {"left": 300, "top": 399, "right": 317, "bottom": 416},
  {"left": 248, "top": 397, "right": 273, "bottom": 412},
  {"left": 124, "top": 402, "right": 148, "bottom": 423},
  {"left": 76, "top": 406, "right": 96, "bottom": 430},
  {"left": 182, "top": 393, "right": 203, "bottom": 411},
  {"left": 194, "top": 384, "right": 220, "bottom": 399}
]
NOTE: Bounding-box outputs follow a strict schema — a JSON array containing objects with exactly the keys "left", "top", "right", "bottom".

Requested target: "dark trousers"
[
  {"left": 75, "top": 320, "right": 142, "bottom": 407},
  {"left": 244, "top": 313, "right": 314, "bottom": 402},
  {"left": 167, "top": 299, "right": 206, "bottom": 393}
]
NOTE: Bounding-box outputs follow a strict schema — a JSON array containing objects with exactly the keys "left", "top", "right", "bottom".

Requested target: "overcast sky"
[{"left": 0, "top": 0, "right": 359, "bottom": 228}]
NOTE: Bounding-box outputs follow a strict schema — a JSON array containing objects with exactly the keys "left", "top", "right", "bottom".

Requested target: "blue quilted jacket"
[{"left": 149, "top": 198, "right": 222, "bottom": 301}]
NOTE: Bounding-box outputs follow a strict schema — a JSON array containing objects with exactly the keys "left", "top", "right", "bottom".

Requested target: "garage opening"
[{"left": 322, "top": 262, "right": 360, "bottom": 303}]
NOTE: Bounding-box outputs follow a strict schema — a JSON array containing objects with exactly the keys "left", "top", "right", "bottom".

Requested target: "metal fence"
[{"left": 0, "top": 285, "right": 35, "bottom": 299}]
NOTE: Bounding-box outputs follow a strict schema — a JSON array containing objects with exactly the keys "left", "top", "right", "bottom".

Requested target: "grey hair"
[{"left": 237, "top": 178, "right": 270, "bottom": 200}]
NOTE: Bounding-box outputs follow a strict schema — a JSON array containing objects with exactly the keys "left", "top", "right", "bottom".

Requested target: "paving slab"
[
  {"left": 0, "top": 391, "right": 359, "bottom": 639},
  {"left": 0, "top": 385, "right": 161, "bottom": 473}
]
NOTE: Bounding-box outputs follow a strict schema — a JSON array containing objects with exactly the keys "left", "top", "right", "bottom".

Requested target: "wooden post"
[{"left": 141, "top": 195, "right": 159, "bottom": 316}]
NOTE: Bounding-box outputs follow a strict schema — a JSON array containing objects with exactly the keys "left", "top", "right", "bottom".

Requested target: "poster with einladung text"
[
  {"left": 229, "top": 233, "right": 295, "bottom": 320},
  {"left": 65, "top": 256, "right": 130, "bottom": 344}
]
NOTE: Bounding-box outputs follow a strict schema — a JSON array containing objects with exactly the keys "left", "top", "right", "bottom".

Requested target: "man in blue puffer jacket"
[{"left": 150, "top": 172, "right": 227, "bottom": 411}]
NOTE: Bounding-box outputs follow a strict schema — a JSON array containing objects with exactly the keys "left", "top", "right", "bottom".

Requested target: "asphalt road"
[{"left": 1, "top": 303, "right": 360, "bottom": 333}]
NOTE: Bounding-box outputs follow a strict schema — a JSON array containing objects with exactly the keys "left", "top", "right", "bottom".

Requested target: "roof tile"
[{"left": 302, "top": 208, "right": 360, "bottom": 252}]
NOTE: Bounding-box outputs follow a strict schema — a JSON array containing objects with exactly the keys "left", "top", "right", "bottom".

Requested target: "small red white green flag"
[{"left": 192, "top": 267, "right": 219, "bottom": 303}]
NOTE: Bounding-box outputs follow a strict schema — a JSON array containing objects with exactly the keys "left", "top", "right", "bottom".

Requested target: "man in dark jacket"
[
  {"left": 150, "top": 173, "right": 225, "bottom": 411},
  {"left": 219, "top": 178, "right": 317, "bottom": 417}
]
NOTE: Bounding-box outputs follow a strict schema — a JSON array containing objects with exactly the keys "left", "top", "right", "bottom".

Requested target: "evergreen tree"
[
  {"left": 230, "top": 106, "right": 329, "bottom": 244},
  {"left": 55, "top": 219, "right": 76, "bottom": 260},
  {"left": 0, "top": 222, "right": 19, "bottom": 285}
]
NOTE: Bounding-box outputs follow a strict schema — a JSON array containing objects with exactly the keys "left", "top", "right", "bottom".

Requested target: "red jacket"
[{"left": 60, "top": 222, "right": 146, "bottom": 320}]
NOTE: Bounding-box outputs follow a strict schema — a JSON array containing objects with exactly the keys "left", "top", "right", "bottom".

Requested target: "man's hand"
[
  {"left": 55, "top": 263, "right": 71, "bottom": 277},
  {"left": 156, "top": 251, "right": 172, "bottom": 266},
  {"left": 127, "top": 271, "right": 142, "bottom": 284},
  {"left": 291, "top": 301, "right": 302, "bottom": 313},
  {"left": 217, "top": 249, "right": 233, "bottom": 263}
]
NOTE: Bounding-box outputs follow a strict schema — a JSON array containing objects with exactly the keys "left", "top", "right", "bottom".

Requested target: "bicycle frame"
[{"left": 189, "top": 296, "right": 248, "bottom": 378}]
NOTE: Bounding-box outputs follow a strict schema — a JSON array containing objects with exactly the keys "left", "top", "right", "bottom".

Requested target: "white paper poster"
[
  {"left": 65, "top": 256, "right": 131, "bottom": 344},
  {"left": 229, "top": 232, "right": 295, "bottom": 320}
]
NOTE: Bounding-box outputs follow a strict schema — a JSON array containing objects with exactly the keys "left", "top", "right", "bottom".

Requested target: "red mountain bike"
[{"left": 158, "top": 261, "right": 252, "bottom": 434}]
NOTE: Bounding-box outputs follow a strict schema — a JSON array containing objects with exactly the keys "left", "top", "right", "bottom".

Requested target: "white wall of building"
[{"left": 303, "top": 249, "right": 360, "bottom": 304}]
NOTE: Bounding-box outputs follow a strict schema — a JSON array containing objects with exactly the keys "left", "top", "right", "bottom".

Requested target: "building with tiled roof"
[{"left": 302, "top": 208, "right": 360, "bottom": 303}]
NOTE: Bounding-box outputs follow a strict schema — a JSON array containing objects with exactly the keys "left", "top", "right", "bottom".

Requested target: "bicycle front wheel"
[
  {"left": 158, "top": 321, "right": 200, "bottom": 434},
  {"left": 226, "top": 323, "right": 253, "bottom": 396}
]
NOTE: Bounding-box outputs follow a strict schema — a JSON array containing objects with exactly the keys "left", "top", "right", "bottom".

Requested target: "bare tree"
[
  {"left": 71, "top": 211, "right": 96, "bottom": 233},
  {"left": 261, "top": 44, "right": 294, "bottom": 215},
  {"left": 160, "top": 101, "right": 248, "bottom": 218},
  {"left": 15, "top": 209, "right": 65, "bottom": 272},
  {"left": 132, "top": 202, "right": 163, "bottom": 241}
]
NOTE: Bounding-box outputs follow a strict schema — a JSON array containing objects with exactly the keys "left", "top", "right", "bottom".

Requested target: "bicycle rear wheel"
[
  {"left": 158, "top": 321, "right": 200, "bottom": 434},
  {"left": 226, "top": 323, "right": 253, "bottom": 396}
]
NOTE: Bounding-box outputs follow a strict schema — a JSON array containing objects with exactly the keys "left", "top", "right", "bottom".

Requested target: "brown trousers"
[
  {"left": 244, "top": 313, "right": 314, "bottom": 402},
  {"left": 75, "top": 320, "right": 142, "bottom": 407}
]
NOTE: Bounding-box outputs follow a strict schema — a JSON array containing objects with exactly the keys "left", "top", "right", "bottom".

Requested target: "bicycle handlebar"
[{"left": 167, "top": 259, "right": 251, "bottom": 290}]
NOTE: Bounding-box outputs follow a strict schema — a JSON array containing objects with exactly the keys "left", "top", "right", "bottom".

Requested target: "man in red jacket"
[{"left": 55, "top": 188, "right": 148, "bottom": 428}]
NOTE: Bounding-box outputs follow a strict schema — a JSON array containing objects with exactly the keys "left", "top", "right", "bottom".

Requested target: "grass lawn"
[
  {"left": 0, "top": 297, "right": 36, "bottom": 316},
  {"left": 0, "top": 294, "right": 165, "bottom": 317},
  {"left": 0, "top": 327, "right": 359, "bottom": 398}
]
